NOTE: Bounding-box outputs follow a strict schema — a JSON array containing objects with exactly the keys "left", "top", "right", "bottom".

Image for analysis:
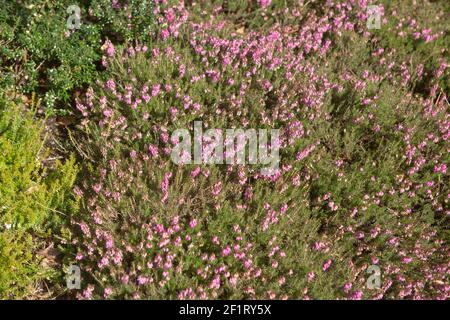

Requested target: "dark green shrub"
[{"left": 0, "top": 0, "right": 157, "bottom": 112}]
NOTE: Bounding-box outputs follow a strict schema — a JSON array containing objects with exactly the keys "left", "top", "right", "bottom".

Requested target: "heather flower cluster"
[{"left": 69, "top": 0, "right": 449, "bottom": 300}]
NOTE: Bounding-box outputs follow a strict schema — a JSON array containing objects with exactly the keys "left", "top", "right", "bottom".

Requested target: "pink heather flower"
[
  {"left": 205, "top": 69, "right": 220, "bottom": 82},
  {"left": 351, "top": 291, "right": 363, "bottom": 300},
  {"left": 104, "top": 287, "right": 113, "bottom": 298},
  {"left": 189, "top": 219, "right": 197, "bottom": 229},
  {"left": 106, "top": 45, "right": 115, "bottom": 57},
  {"left": 160, "top": 172, "right": 172, "bottom": 202},
  {"left": 121, "top": 275, "right": 129, "bottom": 285},
  {"left": 102, "top": 40, "right": 115, "bottom": 57},
  {"left": 151, "top": 84, "right": 161, "bottom": 96},
  {"left": 160, "top": 29, "right": 170, "bottom": 40},
  {"left": 101, "top": 56, "right": 108, "bottom": 68},
  {"left": 169, "top": 107, "right": 178, "bottom": 118},
  {"left": 209, "top": 276, "right": 221, "bottom": 289},
  {"left": 179, "top": 64, "right": 186, "bottom": 77},
  {"left": 103, "top": 109, "right": 113, "bottom": 118},
  {"left": 191, "top": 167, "right": 201, "bottom": 178},
  {"left": 434, "top": 164, "right": 447, "bottom": 174},
  {"left": 296, "top": 143, "right": 317, "bottom": 161},
  {"left": 258, "top": 0, "right": 272, "bottom": 8},
  {"left": 343, "top": 282, "right": 353, "bottom": 293},
  {"left": 402, "top": 257, "right": 413, "bottom": 264},
  {"left": 92, "top": 183, "right": 102, "bottom": 193},
  {"left": 313, "top": 241, "right": 326, "bottom": 251},
  {"left": 148, "top": 144, "right": 159, "bottom": 157},
  {"left": 262, "top": 80, "right": 273, "bottom": 91},
  {"left": 105, "top": 238, "right": 114, "bottom": 249},
  {"left": 133, "top": 293, "right": 141, "bottom": 300},
  {"left": 99, "top": 96, "right": 107, "bottom": 106},
  {"left": 142, "top": 92, "right": 151, "bottom": 103},
  {"left": 79, "top": 222, "right": 90, "bottom": 236},
  {"left": 292, "top": 174, "right": 301, "bottom": 186},
  {"left": 111, "top": 0, "right": 120, "bottom": 9},
  {"left": 222, "top": 246, "right": 231, "bottom": 257},
  {"left": 165, "top": 8, "right": 176, "bottom": 23},
  {"left": 127, "top": 46, "right": 136, "bottom": 57},
  {"left": 105, "top": 79, "right": 115, "bottom": 91},
  {"left": 212, "top": 236, "right": 220, "bottom": 245},
  {"left": 322, "top": 259, "right": 332, "bottom": 272},
  {"left": 137, "top": 276, "right": 149, "bottom": 285},
  {"left": 328, "top": 201, "right": 338, "bottom": 211},
  {"left": 212, "top": 182, "right": 222, "bottom": 196},
  {"left": 98, "top": 256, "right": 109, "bottom": 269},
  {"left": 82, "top": 285, "right": 94, "bottom": 299},
  {"left": 307, "top": 272, "right": 315, "bottom": 282}
]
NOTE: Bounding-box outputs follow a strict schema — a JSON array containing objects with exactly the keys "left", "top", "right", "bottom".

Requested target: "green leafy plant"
[
  {"left": 0, "top": 94, "right": 78, "bottom": 298},
  {"left": 0, "top": 0, "right": 157, "bottom": 112}
]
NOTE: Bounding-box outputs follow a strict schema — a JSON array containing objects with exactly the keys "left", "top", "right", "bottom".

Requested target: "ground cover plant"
[
  {"left": 0, "top": 0, "right": 448, "bottom": 300},
  {"left": 0, "top": 94, "right": 77, "bottom": 298}
]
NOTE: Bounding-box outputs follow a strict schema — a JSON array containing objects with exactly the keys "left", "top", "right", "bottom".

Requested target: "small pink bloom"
[
  {"left": 351, "top": 290, "right": 363, "bottom": 300},
  {"left": 222, "top": 246, "right": 231, "bottom": 257},
  {"left": 104, "top": 287, "right": 113, "bottom": 298},
  {"left": 258, "top": 0, "right": 272, "bottom": 8},
  {"left": 137, "top": 276, "right": 149, "bottom": 285},
  {"left": 160, "top": 29, "right": 170, "bottom": 40},
  {"left": 121, "top": 275, "right": 129, "bottom": 285},
  {"left": 343, "top": 282, "right": 352, "bottom": 293},
  {"left": 189, "top": 219, "right": 197, "bottom": 228},
  {"left": 402, "top": 257, "right": 413, "bottom": 264},
  {"left": 322, "top": 259, "right": 332, "bottom": 272}
]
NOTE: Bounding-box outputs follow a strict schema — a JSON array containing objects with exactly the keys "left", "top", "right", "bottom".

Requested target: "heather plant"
[
  {"left": 70, "top": 7, "right": 353, "bottom": 299},
  {"left": 0, "top": 94, "right": 78, "bottom": 298},
  {"left": 67, "top": 0, "right": 449, "bottom": 299},
  {"left": 0, "top": 0, "right": 447, "bottom": 300}
]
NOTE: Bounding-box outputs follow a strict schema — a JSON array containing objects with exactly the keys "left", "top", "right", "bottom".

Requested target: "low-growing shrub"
[
  {"left": 0, "top": 0, "right": 179, "bottom": 110},
  {"left": 69, "top": 0, "right": 448, "bottom": 299},
  {"left": 0, "top": 94, "right": 78, "bottom": 298},
  {"left": 0, "top": 0, "right": 447, "bottom": 300}
]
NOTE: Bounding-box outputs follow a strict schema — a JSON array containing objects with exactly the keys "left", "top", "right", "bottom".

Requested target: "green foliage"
[
  {"left": 0, "top": 0, "right": 157, "bottom": 112},
  {"left": 89, "top": 0, "right": 156, "bottom": 42},
  {"left": 0, "top": 94, "right": 78, "bottom": 298}
]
